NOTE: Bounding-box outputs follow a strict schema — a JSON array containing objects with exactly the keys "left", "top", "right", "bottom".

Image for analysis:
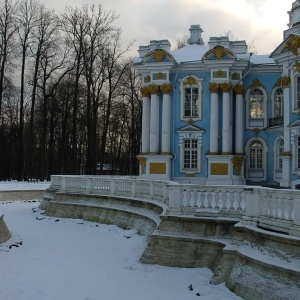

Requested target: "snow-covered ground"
[{"left": 0, "top": 181, "right": 241, "bottom": 300}]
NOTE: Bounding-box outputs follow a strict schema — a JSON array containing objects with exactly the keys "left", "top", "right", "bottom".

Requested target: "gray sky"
[{"left": 40, "top": 0, "right": 293, "bottom": 57}]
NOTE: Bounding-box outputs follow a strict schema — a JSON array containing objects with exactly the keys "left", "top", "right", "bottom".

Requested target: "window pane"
[
  {"left": 183, "top": 139, "right": 198, "bottom": 169},
  {"left": 184, "top": 87, "right": 199, "bottom": 117},
  {"left": 274, "top": 88, "right": 283, "bottom": 117},
  {"left": 249, "top": 88, "right": 264, "bottom": 119}
]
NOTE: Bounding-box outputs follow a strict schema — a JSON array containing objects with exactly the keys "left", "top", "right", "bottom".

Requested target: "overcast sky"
[{"left": 39, "top": 0, "right": 293, "bottom": 57}]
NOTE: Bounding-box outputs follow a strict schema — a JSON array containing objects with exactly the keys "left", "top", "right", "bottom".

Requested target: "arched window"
[
  {"left": 274, "top": 88, "right": 283, "bottom": 117},
  {"left": 249, "top": 140, "right": 263, "bottom": 169},
  {"left": 249, "top": 88, "right": 264, "bottom": 119}
]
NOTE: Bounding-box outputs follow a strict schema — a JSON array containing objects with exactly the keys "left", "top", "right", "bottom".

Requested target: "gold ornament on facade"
[
  {"left": 231, "top": 72, "right": 240, "bottom": 80},
  {"left": 153, "top": 72, "right": 167, "bottom": 80},
  {"left": 144, "top": 75, "right": 151, "bottom": 83},
  {"left": 148, "top": 84, "right": 159, "bottom": 94},
  {"left": 188, "top": 118, "right": 194, "bottom": 124},
  {"left": 248, "top": 78, "right": 264, "bottom": 90},
  {"left": 209, "top": 82, "right": 219, "bottom": 93},
  {"left": 183, "top": 76, "right": 198, "bottom": 86},
  {"left": 153, "top": 49, "right": 165, "bottom": 62},
  {"left": 214, "top": 69, "right": 227, "bottom": 78},
  {"left": 137, "top": 156, "right": 146, "bottom": 174},
  {"left": 282, "top": 35, "right": 300, "bottom": 56},
  {"left": 281, "top": 76, "right": 291, "bottom": 88},
  {"left": 212, "top": 45, "right": 229, "bottom": 59},
  {"left": 294, "top": 61, "right": 300, "bottom": 74},
  {"left": 220, "top": 82, "right": 231, "bottom": 93},
  {"left": 234, "top": 84, "right": 245, "bottom": 95},
  {"left": 140, "top": 86, "right": 150, "bottom": 97},
  {"left": 253, "top": 128, "right": 261, "bottom": 134},
  {"left": 232, "top": 156, "right": 244, "bottom": 176},
  {"left": 160, "top": 83, "right": 172, "bottom": 94}
]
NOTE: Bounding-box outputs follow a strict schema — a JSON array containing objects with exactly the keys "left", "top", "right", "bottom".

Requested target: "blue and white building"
[{"left": 134, "top": 0, "right": 300, "bottom": 188}]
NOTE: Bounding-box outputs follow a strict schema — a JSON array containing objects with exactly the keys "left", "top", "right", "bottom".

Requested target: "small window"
[
  {"left": 183, "top": 139, "right": 198, "bottom": 169},
  {"left": 184, "top": 88, "right": 199, "bottom": 117},
  {"left": 249, "top": 88, "right": 264, "bottom": 119}
]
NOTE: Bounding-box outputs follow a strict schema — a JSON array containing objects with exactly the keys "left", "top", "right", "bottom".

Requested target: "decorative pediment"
[
  {"left": 142, "top": 49, "right": 175, "bottom": 63},
  {"left": 203, "top": 45, "right": 236, "bottom": 60},
  {"left": 271, "top": 34, "right": 300, "bottom": 58},
  {"left": 177, "top": 124, "right": 205, "bottom": 133}
]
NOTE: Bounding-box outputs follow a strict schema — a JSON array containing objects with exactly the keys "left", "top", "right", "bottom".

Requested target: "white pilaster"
[
  {"left": 149, "top": 87, "right": 160, "bottom": 153},
  {"left": 209, "top": 84, "right": 219, "bottom": 153},
  {"left": 141, "top": 95, "right": 150, "bottom": 153},
  {"left": 161, "top": 85, "right": 172, "bottom": 153},
  {"left": 221, "top": 85, "right": 231, "bottom": 153}
]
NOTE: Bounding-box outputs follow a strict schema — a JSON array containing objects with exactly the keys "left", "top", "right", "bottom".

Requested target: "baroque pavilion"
[{"left": 134, "top": 0, "right": 300, "bottom": 188}]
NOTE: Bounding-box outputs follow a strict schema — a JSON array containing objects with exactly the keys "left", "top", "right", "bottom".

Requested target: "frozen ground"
[{"left": 0, "top": 181, "right": 241, "bottom": 300}]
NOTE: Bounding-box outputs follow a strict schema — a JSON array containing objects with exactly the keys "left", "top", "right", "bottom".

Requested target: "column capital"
[
  {"left": 281, "top": 76, "right": 291, "bottom": 88},
  {"left": 234, "top": 83, "right": 245, "bottom": 95},
  {"left": 220, "top": 82, "right": 231, "bottom": 93},
  {"left": 160, "top": 83, "right": 172, "bottom": 94},
  {"left": 148, "top": 84, "right": 160, "bottom": 95},
  {"left": 140, "top": 86, "right": 150, "bottom": 97},
  {"left": 209, "top": 82, "right": 219, "bottom": 93}
]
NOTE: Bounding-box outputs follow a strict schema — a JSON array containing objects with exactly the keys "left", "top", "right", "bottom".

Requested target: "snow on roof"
[
  {"left": 172, "top": 44, "right": 209, "bottom": 63},
  {"left": 250, "top": 54, "right": 275, "bottom": 65}
]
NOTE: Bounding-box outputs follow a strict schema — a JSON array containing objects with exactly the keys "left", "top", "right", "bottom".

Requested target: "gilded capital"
[
  {"left": 140, "top": 86, "right": 150, "bottom": 97},
  {"left": 234, "top": 83, "right": 245, "bottom": 95},
  {"left": 148, "top": 84, "right": 159, "bottom": 95},
  {"left": 160, "top": 83, "right": 172, "bottom": 94},
  {"left": 220, "top": 82, "right": 231, "bottom": 93},
  {"left": 294, "top": 61, "right": 300, "bottom": 74},
  {"left": 232, "top": 156, "right": 244, "bottom": 176},
  {"left": 209, "top": 82, "right": 219, "bottom": 93}
]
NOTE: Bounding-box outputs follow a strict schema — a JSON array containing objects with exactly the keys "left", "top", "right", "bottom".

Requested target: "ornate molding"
[
  {"left": 214, "top": 69, "right": 227, "bottom": 78},
  {"left": 275, "top": 76, "right": 290, "bottom": 88},
  {"left": 183, "top": 75, "right": 198, "bottom": 86},
  {"left": 153, "top": 72, "right": 167, "bottom": 80},
  {"left": 212, "top": 45, "right": 230, "bottom": 59},
  {"left": 140, "top": 86, "right": 150, "bottom": 97},
  {"left": 160, "top": 83, "right": 172, "bottom": 94},
  {"left": 209, "top": 82, "right": 219, "bottom": 93},
  {"left": 153, "top": 49, "right": 165, "bottom": 62},
  {"left": 282, "top": 35, "right": 300, "bottom": 56},
  {"left": 220, "top": 82, "right": 231, "bottom": 93},
  {"left": 232, "top": 156, "right": 244, "bottom": 176},
  {"left": 294, "top": 61, "right": 300, "bottom": 74},
  {"left": 234, "top": 83, "right": 245, "bottom": 95},
  {"left": 148, "top": 84, "right": 159, "bottom": 95},
  {"left": 231, "top": 72, "right": 240, "bottom": 80},
  {"left": 248, "top": 79, "right": 265, "bottom": 90}
]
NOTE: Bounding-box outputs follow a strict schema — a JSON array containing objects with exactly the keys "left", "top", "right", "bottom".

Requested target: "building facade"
[{"left": 134, "top": 0, "right": 300, "bottom": 188}]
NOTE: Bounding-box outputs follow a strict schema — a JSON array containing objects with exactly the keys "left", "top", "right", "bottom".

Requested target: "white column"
[
  {"left": 149, "top": 84, "right": 160, "bottom": 153},
  {"left": 234, "top": 84, "right": 245, "bottom": 154},
  {"left": 209, "top": 83, "right": 219, "bottom": 154},
  {"left": 141, "top": 90, "right": 150, "bottom": 153},
  {"left": 221, "top": 83, "right": 231, "bottom": 154},
  {"left": 161, "top": 84, "right": 172, "bottom": 153}
]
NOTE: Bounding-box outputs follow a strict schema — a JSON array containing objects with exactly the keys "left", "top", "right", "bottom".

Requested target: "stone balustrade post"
[
  {"left": 167, "top": 185, "right": 181, "bottom": 215},
  {"left": 61, "top": 177, "right": 66, "bottom": 192}
]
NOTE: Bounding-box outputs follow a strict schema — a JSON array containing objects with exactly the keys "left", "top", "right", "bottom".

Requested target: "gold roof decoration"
[
  {"left": 204, "top": 45, "right": 233, "bottom": 60},
  {"left": 153, "top": 49, "right": 165, "bottom": 62},
  {"left": 282, "top": 35, "right": 300, "bottom": 56},
  {"left": 183, "top": 75, "right": 198, "bottom": 86}
]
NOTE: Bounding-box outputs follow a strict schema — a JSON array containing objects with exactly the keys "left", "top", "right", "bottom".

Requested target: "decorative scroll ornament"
[
  {"left": 148, "top": 84, "right": 159, "bottom": 94},
  {"left": 209, "top": 82, "right": 219, "bottom": 93},
  {"left": 183, "top": 76, "right": 198, "bottom": 86},
  {"left": 275, "top": 76, "right": 290, "bottom": 88},
  {"left": 232, "top": 156, "right": 244, "bottom": 176},
  {"left": 140, "top": 86, "right": 150, "bottom": 97},
  {"left": 234, "top": 83, "right": 245, "bottom": 95},
  {"left": 144, "top": 75, "right": 151, "bottom": 83},
  {"left": 294, "top": 61, "right": 300, "bottom": 74},
  {"left": 231, "top": 72, "right": 240, "bottom": 80},
  {"left": 282, "top": 35, "right": 300, "bottom": 56},
  {"left": 153, "top": 49, "right": 165, "bottom": 62},
  {"left": 160, "top": 83, "right": 172, "bottom": 94},
  {"left": 137, "top": 156, "right": 146, "bottom": 173},
  {"left": 220, "top": 82, "right": 231, "bottom": 93}
]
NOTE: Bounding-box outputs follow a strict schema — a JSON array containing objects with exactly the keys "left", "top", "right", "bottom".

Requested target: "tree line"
[{"left": 0, "top": 0, "right": 142, "bottom": 181}]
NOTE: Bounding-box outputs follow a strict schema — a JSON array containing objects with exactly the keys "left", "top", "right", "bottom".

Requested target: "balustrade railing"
[{"left": 49, "top": 175, "right": 300, "bottom": 237}]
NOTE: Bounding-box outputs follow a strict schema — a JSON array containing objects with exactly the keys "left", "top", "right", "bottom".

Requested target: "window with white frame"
[
  {"left": 249, "top": 140, "right": 263, "bottom": 169},
  {"left": 179, "top": 76, "right": 202, "bottom": 121},
  {"left": 184, "top": 87, "right": 199, "bottom": 117},
  {"left": 177, "top": 125, "right": 204, "bottom": 173},
  {"left": 274, "top": 88, "right": 283, "bottom": 117},
  {"left": 249, "top": 88, "right": 264, "bottom": 119},
  {"left": 275, "top": 138, "right": 284, "bottom": 172}
]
